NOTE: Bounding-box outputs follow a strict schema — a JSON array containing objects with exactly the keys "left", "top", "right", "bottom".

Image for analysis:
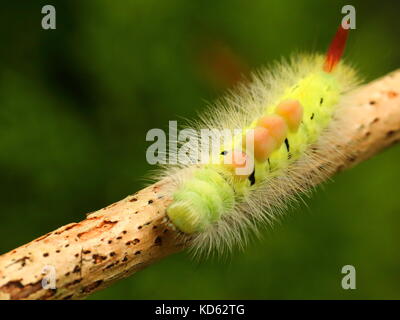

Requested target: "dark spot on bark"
[
  {"left": 122, "top": 230, "right": 127, "bottom": 234},
  {"left": 65, "top": 272, "right": 70, "bottom": 276},
  {"left": 369, "top": 100, "right": 376, "bottom": 105},
  {"left": 116, "top": 236, "right": 122, "bottom": 240},
  {"left": 73, "top": 265, "right": 81, "bottom": 273},
  {"left": 43, "top": 253, "right": 49, "bottom": 257},
  {"left": 148, "top": 199, "right": 154, "bottom": 204},
  {"left": 122, "top": 256, "right": 128, "bottom": 262},
  {"left": 65, "top": 244, "right": 70, "bottom": 248},
  {"left": 83, "top": 250, "right": 91, "bottom": 254},
  {"left": 109, "top": 252, "right": 116, "bottom": 257},
  {"left": 135, "top": 251, "right": 141, "bottom": 255},
  {"left": 0, "top": 280, "right": 42, "bottom": 299},
  {"left": 129, "top": 198, "right": 137, "bottom": 202},
  {"left": 387, "top": 130, "right": 396, "bottom": 137},
  {"left": 0, "top": 280, "right": 23, "bottom": 293},
  {"left": 138, "top": 226, "right": 142, "bottom": 230},
  {"left": 86, "top": 216, "right": 101, "bottom": 221},
  {"left": 55, "top": 223, "right": 81, "bottom": 235},
  {"left": 66, "top": 279, "right": 82, "bottom": 287},
  {"left": 56, "top": 250, "right": 60, "bottom": 253},
  {"left": 154, "top": 236, "right": 162, "bottom": 246},
  {"left": 133, "top": 238, "right": 140, "bottom": 244},
  {"left": 9, "top": 256, "right": 31, "bottom": 268},
  {"left": 92, "top": 254, "right": 107, "bottom": 264},
  {"left": 35, "top": 233, "right": 52, "bottom": 242}
]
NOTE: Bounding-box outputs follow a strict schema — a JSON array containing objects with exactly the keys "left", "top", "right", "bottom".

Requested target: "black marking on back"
[
  {"left": 310, "top": 113, "right": 315, "bottom": 120},
  {"left": 285, "top": 138, "right": 290, "bottom": 152},
  {"left": 320, "top": 97, "right": 324, "bottom": 105},
  {"left": 285, "top": 138, "right": 291, "bottom": 159},
  {"left": 248, "top": 168, "right": 256, "bottom": 186}
]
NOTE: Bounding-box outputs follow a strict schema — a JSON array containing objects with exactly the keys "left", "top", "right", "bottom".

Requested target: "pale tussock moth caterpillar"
[{"left": 154, "top": 24, "right": 360, "bottom": 256}]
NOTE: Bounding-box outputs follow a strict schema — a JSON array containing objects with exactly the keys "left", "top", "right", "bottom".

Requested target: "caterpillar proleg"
[{"left": 158, "top": 23, "right": 359, "bottom": 255}]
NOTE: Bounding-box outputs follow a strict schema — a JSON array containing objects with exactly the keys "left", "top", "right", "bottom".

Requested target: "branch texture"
[{"left": 0, "top": 70, "right": 400, "bottom": 300}]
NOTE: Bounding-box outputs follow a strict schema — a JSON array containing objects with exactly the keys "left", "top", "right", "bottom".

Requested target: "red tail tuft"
[{"left": 323, "top": 23, "right": 349, "bottom": 73}]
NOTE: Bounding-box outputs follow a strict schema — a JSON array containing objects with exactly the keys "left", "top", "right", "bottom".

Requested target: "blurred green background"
[{"left": 1, "top": 0, "right": 399, "bottom": 299}]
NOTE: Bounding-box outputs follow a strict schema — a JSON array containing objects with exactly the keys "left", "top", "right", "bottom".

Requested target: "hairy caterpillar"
[{"left": 156, "top": 24, "right": 359, "bottom": 255}]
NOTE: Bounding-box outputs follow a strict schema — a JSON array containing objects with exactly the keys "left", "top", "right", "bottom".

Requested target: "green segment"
[{"left": 167, "top": 167, "right": 235, "bottom": 233}]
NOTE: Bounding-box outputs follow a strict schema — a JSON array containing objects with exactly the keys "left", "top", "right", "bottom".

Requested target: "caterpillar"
[{"left": 156, "top": 23, "right": 360, "bottom": 255}]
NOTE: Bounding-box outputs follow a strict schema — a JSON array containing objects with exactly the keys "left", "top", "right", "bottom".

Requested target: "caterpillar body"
[{"left": 158, "top": 24, "right": 359, "bottom": 255}]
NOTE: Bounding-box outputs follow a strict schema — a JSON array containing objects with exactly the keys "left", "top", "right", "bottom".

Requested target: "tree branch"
[{"left": 1, "top": 70, "right": 400, "bottom": 300}]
